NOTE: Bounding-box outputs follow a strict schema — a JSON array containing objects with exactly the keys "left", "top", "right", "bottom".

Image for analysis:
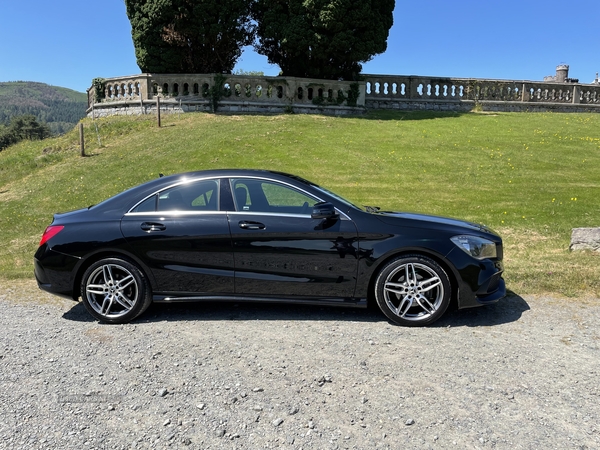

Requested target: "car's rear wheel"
[
  {"left": 374, "top": 255, "right": 451, "bottom": 326},
  {"left": 81, "top": 258, "right": 152, "bottom": 324}
]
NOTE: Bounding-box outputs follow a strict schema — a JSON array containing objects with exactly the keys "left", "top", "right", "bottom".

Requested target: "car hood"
[{"left": 376, "top": 211, "right": 497, "bottom": 235}]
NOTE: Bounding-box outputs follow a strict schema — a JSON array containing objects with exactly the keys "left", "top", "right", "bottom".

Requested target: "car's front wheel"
[
  {"left": 374, "top": 255, "right": 451, "bottom": 326},
  {"left": 81, "top": 258, "right": 152, "bottom": 324}
]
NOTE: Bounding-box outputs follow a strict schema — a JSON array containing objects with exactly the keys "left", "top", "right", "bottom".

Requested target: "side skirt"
[{"left": 152, "top": 294, "right": 367, "bottom": 308}]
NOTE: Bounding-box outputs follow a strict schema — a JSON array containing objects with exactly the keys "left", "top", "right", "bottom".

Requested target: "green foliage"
[
  {"left": 0, "top": 115, "right": 51, "bottom": 151},
  {"left": 0, "top": 82, "right": 87, "bottom": 135},
  {"left": 252, "top": 0, "right": 394, "bottom": 80},
  {"left": 91, "top": 78, "right": 106, "bottom": 100},
  {"left": 310, "top": 84, "right": 359, "bottom": 106},
  {"left": 0, "top": 124, "right": 12, "bottom": 150},
  {"left": 125, "top": 0, "right": 254, "bottom": 74},
  {"left": 210, "top": 74, "right": 228, "bottom": 112},
  {"left": 9, "top": 115, "right": 51, "bottom": 140},
  {"left": 346, "top": 83, "right": 361, "bottom": 107}
]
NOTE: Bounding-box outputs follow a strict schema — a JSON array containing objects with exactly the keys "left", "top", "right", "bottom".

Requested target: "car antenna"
[{"left": 159, "top": 173, "right": 164, "bottom": 178}]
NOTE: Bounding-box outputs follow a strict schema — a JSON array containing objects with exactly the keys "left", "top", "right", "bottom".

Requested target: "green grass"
[{"left": 1, "top": 110, "right": 599, "bottom": 298}]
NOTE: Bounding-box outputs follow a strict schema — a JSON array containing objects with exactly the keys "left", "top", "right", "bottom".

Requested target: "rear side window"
[
  {"left": 133, "top": 195, "right": 157, "bottom": 212},
  {"left": 132, "top": 179, "right": 219, "bottom": 212}
]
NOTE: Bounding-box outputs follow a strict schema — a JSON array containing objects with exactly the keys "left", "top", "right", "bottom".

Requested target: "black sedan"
[{"left": 34, "top": 169, "right": 505, "bottom": 326}]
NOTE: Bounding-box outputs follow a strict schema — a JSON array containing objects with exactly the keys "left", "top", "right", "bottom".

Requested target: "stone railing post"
[
  {"left": 139, "top": 74, "right": 151, "bottom": 101},
  {"left": 358, "top": 83, "right": 367, "bottom": 105},
  {"left": 572, "top": 85, "right": 581, "bottom": 104},
  {"left": 408, "top": 77, "right": 420, "bottom": 99},
  {"left": 522, "top": 83, "right": 529, "bottom": 102},
  {"left": 286, "top": 77, "right": 297, "bottom": 105}
]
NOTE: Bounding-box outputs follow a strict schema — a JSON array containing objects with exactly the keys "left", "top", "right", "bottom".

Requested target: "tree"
[
  {"left": 0, "top": 115, "right": 51, "bottom": 151},
  {"left": 10, "top": 115, "right": 51, "bottom": 141},
  {"left": 252, "top": 0, "right": 394, "bottom": 80},
  {"left": 125, "top": 0, "right": 254, "bottom": 74},
  {"left": 0, "top": 125, "right": 13, "bottom": 151}
]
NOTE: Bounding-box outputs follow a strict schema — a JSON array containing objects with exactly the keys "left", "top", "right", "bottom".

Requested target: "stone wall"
[
  {"left": 362, "top": 75, "right": 600, "bottom": 113},
  {"left": 88, "top": 74, "right": 366, "bottom": 117},
  {"left": 87, "top": 73, "right": 600, "bottom": 117}
]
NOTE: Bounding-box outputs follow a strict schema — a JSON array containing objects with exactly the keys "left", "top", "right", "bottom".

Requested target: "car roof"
[{"left": 91, "top": 169, "right": 317, "bottom": 214}]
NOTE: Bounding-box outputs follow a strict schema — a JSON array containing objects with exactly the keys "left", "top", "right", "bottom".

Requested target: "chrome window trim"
[
  {"left": 125, "top": 210, "right": 350, "bottom": 220},
  {"left": 126, "top": 174, "right": 351, "bottom": 221},
  {"left": 227, "top": 210, "right": 351, "bottom": 221},
  {"left": 124, "top": 210, "right": 229, "bottom": 217}
]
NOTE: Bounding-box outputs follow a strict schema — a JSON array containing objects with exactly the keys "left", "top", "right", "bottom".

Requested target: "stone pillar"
[
  {"left": 521, "top": 83, "right": 529, "bottom": 101},
  {"left": 409, "top": 77, "right": 421, "bottom": 99},
  {"left": 572, "top": 85, "right": 581, "bottom": 104},
  {"left": 139, "top": 75, "right": 151, "bottom": 101},
  {"left": 357, "top": 82, "right": 367, "bottom": 107}
]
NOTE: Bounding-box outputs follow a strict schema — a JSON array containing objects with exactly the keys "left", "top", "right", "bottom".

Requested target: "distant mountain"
[{"left": 0, "top": 81, "right": 87, "bottom": 135}]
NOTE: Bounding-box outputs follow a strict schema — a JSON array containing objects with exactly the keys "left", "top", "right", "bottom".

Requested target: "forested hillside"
[{"left": 0, "top": 81, "right": 87, "bottom": 134}]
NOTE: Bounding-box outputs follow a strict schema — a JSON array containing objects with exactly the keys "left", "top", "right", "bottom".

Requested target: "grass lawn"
[{"left": 1, "top": 110, "right": 599, "bottom": 298}]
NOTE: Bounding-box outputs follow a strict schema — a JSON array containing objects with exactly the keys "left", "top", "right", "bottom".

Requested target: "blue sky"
[{"left": 1, "top": 0, "right": 598, "bottom": 93}]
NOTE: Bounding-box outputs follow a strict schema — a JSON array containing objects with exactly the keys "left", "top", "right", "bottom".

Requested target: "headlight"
[{"left": 451, "top": 235, "right": 497, "bottom": 259}]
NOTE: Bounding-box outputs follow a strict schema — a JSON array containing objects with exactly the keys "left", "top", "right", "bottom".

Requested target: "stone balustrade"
[
  {"left": 87, "top": 74, "right": 365, "bottom": 117},
  {"left": 362, "top": 75, "right": 600, "bottom": 112},
  {"left": 87, "top": 73, "right": 600, "bottom": 117}
]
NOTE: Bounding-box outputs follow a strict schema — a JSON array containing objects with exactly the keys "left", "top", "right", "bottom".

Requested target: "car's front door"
[{"left": 228, "top": 177, "right": 359, "bottom": 299}]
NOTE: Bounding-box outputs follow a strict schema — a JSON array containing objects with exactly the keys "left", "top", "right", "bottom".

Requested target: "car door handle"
[
  {"left": 238, "top": 221, "right": 265, "bottom": 230},
  {"left": 141, "top": 222, "right": 166, "bottom": 232}
]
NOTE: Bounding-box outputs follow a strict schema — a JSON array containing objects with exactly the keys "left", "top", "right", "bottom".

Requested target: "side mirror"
[{"left": 311, "top": 202, "right": 339, "bottom": 220}]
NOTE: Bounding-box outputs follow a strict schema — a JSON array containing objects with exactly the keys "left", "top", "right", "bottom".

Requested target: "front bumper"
[{"left": 456, "top": 259, "right": 505, "bottom": 309}]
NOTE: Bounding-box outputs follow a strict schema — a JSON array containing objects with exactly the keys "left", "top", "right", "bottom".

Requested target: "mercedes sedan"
[{"left": 34, "top": 169, "right": 505, "bottom": 326}]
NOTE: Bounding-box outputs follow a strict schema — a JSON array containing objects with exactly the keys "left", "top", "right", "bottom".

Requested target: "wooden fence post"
[
  {"left": 156, "top": 96, "right": 161, "bottom": 127},
  {"left": 79, "top": 123, "right": 85, "bottom": 157}
]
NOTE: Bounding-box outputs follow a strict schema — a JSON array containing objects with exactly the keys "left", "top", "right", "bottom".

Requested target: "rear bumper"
[{"left": 34, "top": 248, "right": 79, "bottom": 300}]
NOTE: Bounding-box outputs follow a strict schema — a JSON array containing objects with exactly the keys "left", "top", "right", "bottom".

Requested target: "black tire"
[
  {"left": 374, "top": 254, "right": 451, "bottom": 326},
  {"left": 80, "top": 257, "right": 152, "bottom": 324}
]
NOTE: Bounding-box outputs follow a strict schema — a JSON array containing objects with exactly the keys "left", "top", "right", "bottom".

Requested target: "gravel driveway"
[{"left": 0, "top": 281, "right": 599, "bottom": 449}]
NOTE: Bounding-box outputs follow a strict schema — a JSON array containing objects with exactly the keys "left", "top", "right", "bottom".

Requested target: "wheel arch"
[
  {"left": 366, "top": 248, "right": 460, "bottom": 310},
  {"left": 73, "top": 250, "right": 154, "bottom": 300}
]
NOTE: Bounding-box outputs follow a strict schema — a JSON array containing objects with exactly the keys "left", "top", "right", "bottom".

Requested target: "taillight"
[{"left": 39, "top": 225, "right": 64, "bottom": 246}]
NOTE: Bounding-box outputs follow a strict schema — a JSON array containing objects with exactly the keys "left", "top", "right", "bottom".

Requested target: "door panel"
[
  {"left": 229, "top": 213, "right": 359, "bottom": 298},
  {"left": 121, "top": 179, "right": 234, "bottom": 295},
  {"left": 121, "top": 213, "right": 234, "bottom": 294},
  {"left": 228, "top": 177, "right": 359, "bottom": 299}
]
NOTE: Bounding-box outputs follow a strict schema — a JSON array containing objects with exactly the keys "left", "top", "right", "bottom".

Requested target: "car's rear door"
[{"left": 121, "top": 178, "right": 235, "bottom": 296}]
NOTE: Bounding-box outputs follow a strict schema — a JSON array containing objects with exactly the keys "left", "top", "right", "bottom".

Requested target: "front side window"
[
  {"left": 231, "top": 178, "right": 319, "bottom": 214},
  {"left": 132, "top": 179, "right": 219, "bottom": 212}
]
